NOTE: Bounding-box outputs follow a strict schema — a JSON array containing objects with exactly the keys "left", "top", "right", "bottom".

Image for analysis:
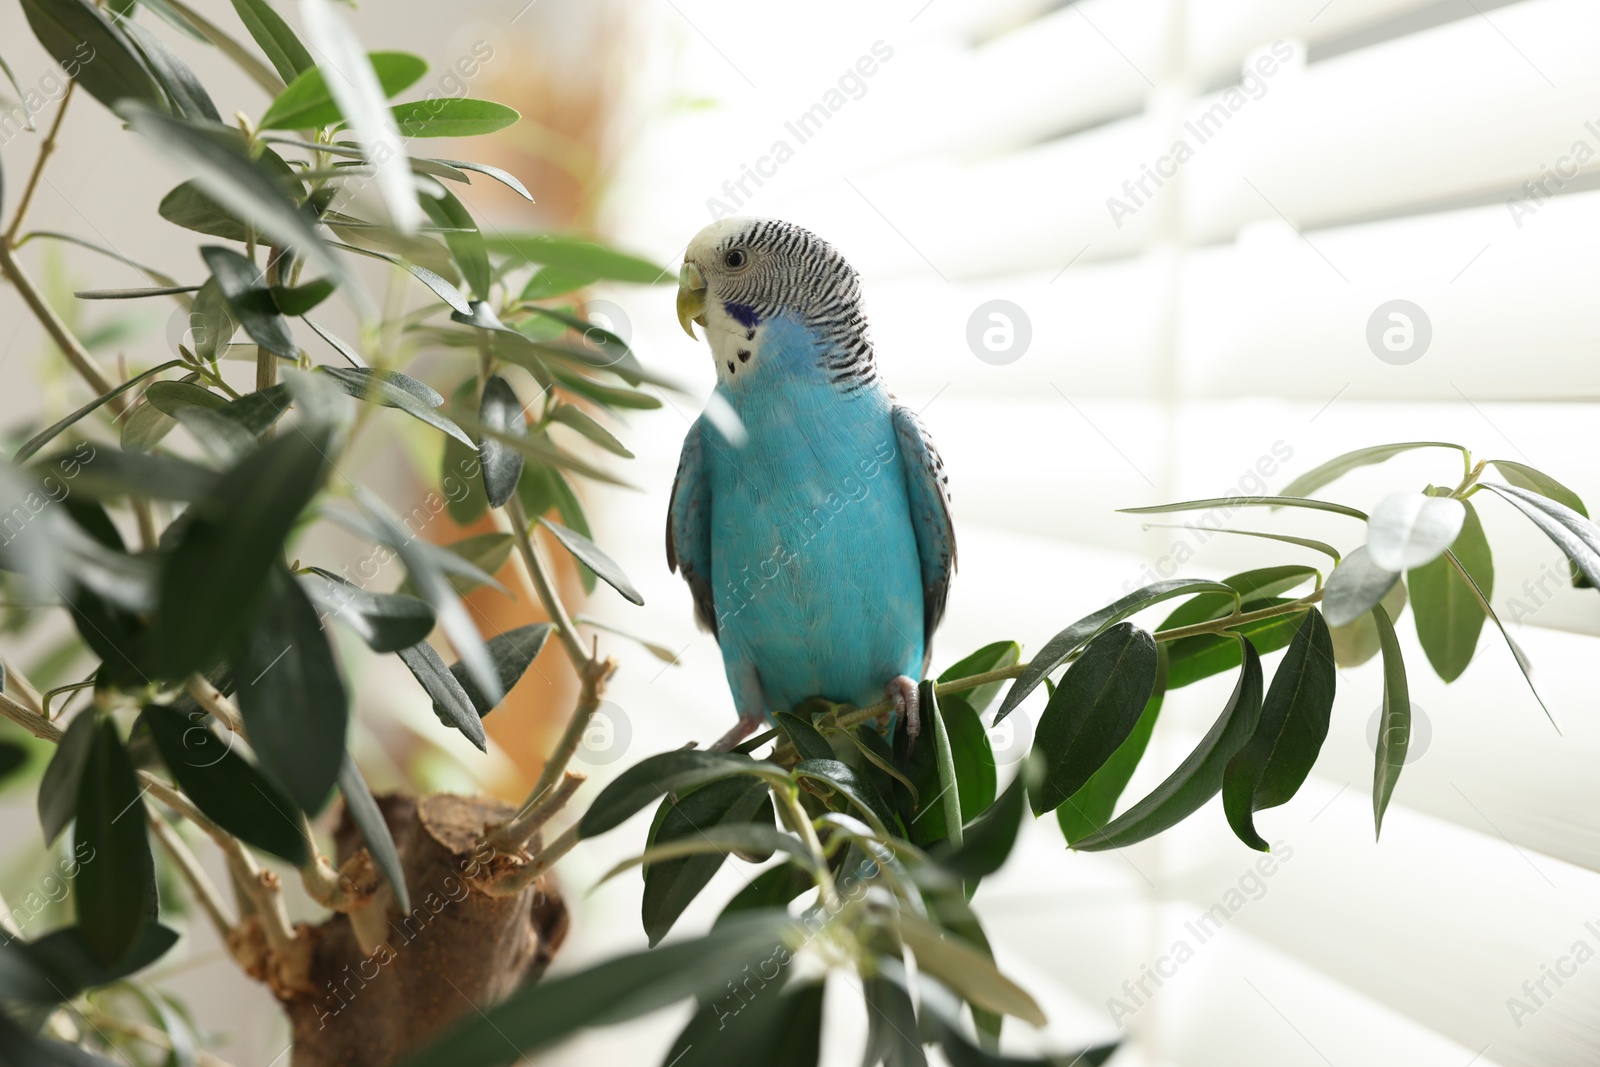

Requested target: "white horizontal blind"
[{"left": 570, "top": 2, "right": 1600, "bottom": 1065}]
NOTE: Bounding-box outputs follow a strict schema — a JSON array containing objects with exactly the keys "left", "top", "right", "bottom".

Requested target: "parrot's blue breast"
[{"left": 705, "top": 318, "right": 925, "bottom": 716}]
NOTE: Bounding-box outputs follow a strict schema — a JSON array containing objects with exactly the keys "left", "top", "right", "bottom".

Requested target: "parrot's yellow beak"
[{"left": 676, "top": 262, "right": 707, "bottom": 339}]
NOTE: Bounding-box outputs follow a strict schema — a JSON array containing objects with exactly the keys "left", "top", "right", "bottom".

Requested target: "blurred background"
[{"left": 3, "top": 0, "right": 1599, "bottom": 1065}]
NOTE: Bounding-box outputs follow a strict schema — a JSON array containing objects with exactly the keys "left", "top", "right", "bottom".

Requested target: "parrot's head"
[{"left": 677, "top": 217, "right": 873, "bottom": 387}]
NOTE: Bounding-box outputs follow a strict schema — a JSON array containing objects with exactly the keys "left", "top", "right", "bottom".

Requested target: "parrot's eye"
[{"left": 723, "top": 249, "right": 748, "bottom": 270}]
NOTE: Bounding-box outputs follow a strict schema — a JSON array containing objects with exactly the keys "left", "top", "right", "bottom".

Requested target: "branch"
[
  {"left": 0, "top": 690, "right": 62, "bottom": 742},
  {"left": 0, "top": 237, "right": 119, "bottom": 409},
  {"left": 4, "top": 82, "right": 73, "bottom": 246},
  {"left": 79, "top": 1006, "right": 239, "bottom": 1067},
  {"left": 482, "top": 823, "right": 579, "bottom": 897},
  {"left": 484, "top": 771, "right": 585, "bottom": 854},
  {"left": 147, "top": 815, "right": 236, "bottom": 946},
  {"left": 502, "top": 495, "right": 588, "bottom": 667}
]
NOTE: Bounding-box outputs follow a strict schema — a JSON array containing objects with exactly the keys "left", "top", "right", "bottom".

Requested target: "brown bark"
[{"left": 279, "top": 793, "right": 568, "bottom": 1067}]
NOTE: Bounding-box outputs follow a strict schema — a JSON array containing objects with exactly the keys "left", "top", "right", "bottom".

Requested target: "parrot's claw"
[
  {"left": 711, "top": 713, "right": 766, "bottom": 752},
  {"left": 884, "top": 676, "right": 920, "bottom": 752}
]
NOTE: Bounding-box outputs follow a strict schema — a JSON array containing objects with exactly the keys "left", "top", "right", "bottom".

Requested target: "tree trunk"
[{"left": 277, "top": 793, "right": 567, "bottom": 1067}]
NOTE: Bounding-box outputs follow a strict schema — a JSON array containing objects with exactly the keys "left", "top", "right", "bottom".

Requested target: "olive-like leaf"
[
  {"left": 1409, "top": 497, "right": 1492, "bottom": 683},
  {"left": 642, "top": 777, "right": 773, "bottom": 947},
  {"left": 893, "top": 913, "right": 1045, "bottom": 1027},
  {"left": 122, "top": 18, "right": 220, "bottom": 121},
  {"left": 337, "top": 754, "right": 410, "bottom": 911},
  {"left": 1278, "top": 441, "right": 1466, "bottom": 499},
  {"left": 1322, "top": 546, "right": 1402, "bottom": 628},
  {"left": 75, "top": 715, "right": 155, "bottom": 966},
  {"left": 20, "top": 0, "right": 164, "bottom": 113},
  {"left": 538, "top": 516, "right": 643, "bottom": 605},
  {"left": 794, "top": 758, "right": 898, "bottom": 838},
  {"left": 1371, "top": 603, "right": 1410, "bottom": 840},
  {"left": 200, "top": 245, "right": 297, "bottom": 357},
  {"left": 1055, "top": 655, "right": 1165, "bottom": 845},
  {"left": 38, "top": 708, "right": 99, "bottom": 845},
  {"left": 1120, "top": 495, "right": 1367, "bottom": 520},
  {"left": 395, "top": 640, "right": 485, "bottom": 752},
  {"left": 1222, "top": 611, "right": 1335, "bottom": 851},
  {"left": 484, "top": 233, "right": 673, "bottom": 285},
  {"left": 478, "top": 375, "right": 526, "bottom": 507},
  {"left": 258, "top": 50, "right": 425, "bottom": 129},
  {"left": 321, "top": 366, "right": 472, "bottom": 446},
  {"left": 230, "top": 0, "right": 314, "bottom": 84},
  {"left": 1071, "top": 636, "right": 1264, "bottom": 851},
  {"left": 420, "top": 185, "right": 490, "bottom": 299},
  {"left": 428, "top": 157, "right": 534, "bottom": 201},
  {"left": 580, "top": 750, "right": 784, "bottom": 838},
  {"left": 661, "top": 979, "right": 823, "bottom": 1067},
  {"left": 1488, "top": 460, "right": 1587, "bottom": 517},
  {"left": 445, "top": 623, "right": 553, "bottom": 717},
  {"left": 300, "top": 568, "right": 435, "bottom": 652},
  {"left": 1479, "top": 482, "right": 1600, "bottom": 588},
  {"left": 1366, "top": 491, "right": 1465, "bottom": 572}
]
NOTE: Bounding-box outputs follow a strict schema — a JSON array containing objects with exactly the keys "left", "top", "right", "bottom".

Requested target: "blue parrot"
[{"left": 668, "top": 218, "right": 956, "bottom": 750}]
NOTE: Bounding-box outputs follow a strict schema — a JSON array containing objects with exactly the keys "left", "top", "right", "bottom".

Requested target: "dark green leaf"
[
  {"left": 1480, "top": 482, "right": 1600, "bottom": 588},
  {"left": 1488, "top": 460, "right": 1587, "bottom": 517},
  {"left": 260, "top": 50, "right": 427, "bottom": 129},
  {"left": 717, "top": 864, "right": 813, "bottom": 922},
  {"left": 1222, "top": 611, "right": 1335, "bottom": 851},
  {"left": 14, "top": 360, "right": 187, "bottom": 463},
  {"left": 442, "top": 398, "right": 488, "bottom": 524},
  {"left": 301, "top": 569, "right": 435, "bottom": 653},
  {"left": 486, "top": 233, "right": 672, "bottom": 285},
  {"left": 234, "top": 567, "right": 348, "bottom": 813},
  {"left": 190, "top": 277, "right": 240, "bottom": 361},
  {"left": 39, "top": 708, "right": 98, "bottom": 844},
  {"left": 1371, "top": 603, "right": 1409, "bottom": 840},
  {"left": 408, "top": 532, "right": 513, "bottom": 597},
  {"left": 160, "top": 180, "right": 250, "bottom": 241},
  {"left": 337, "top": 754, "right": 410, "bottom": 911},
  {"left": 661, "top": 979, "right": 823, "bottom": 1067},
  {"left": 216, "top": 381, "right": 292, "bottom": 434},
  {"left": 389, "top": 97, "right": 518, "bottom": 137},
  {"left": 446, "top": 623, "right": 553, "bottom": 717},
  {"left": 775, "top": 711, "right": 834, "bottom": 762},
  {"left": 1163, "top": 605, "right": 1305, "bottom": 691},
  {"left": 478, "top": 375, "right": 525, "bottom": 507},
  {"left": 142, "top": 704, "right": 307, "bottom": 863},
  {"left": 1409, "top": 497, "right": 1492, "bottom": 683},
  {"left": 794, "top": 758, "right": 898, "bottom": 837},
  {"left": 864, "top": 969, "right": 926, "bottom": 1067},
  {"left": 1330, "top": 579, "right": 1407, "bottom": 668},
  {"left": 395, "top": 640, "right": 485, "bottom": 751},
  {"left": 643, "top": 777, "right": 773, "bottom": 946},
  {"left": 539, "top": 516, "right": 643, "bottom": 605},
  {"left": 75, "top": 715, "right": 155, "bottom": 965},
  {"left": 321, "top": 366, "right": 472, "bottom": 446},
  {"left": 1441, "top": 548, "right": 1554, "bottom": 728},
  {"left": 230, "top": 0, "right": 313, "bottom": 83},
  {"left": 151, "top": 424, "right": 331, "bottom": 677},
  {"left": 328, "top": 240, "right": 467, "bottom": 314},
  {"left": 1322, "top": 546, "right": 1402, "bottom": 628},
  {"left": 201, "top": 245, "right": 297, "bottom": 357},
  {"left": 420, "top": 186, "right": 491, "bottom": 298},
  {"left": 122, "top": 19, "right": 219, "bottom": 121},
  {"left": 1031, "top": 622, "right": 1157, "bottom": 816},
  {"left": 18, "top": 924, "right": 178, "bottom": 999},
  {"left": 20, "top": 0, "right": 164, "bottom": 113},
  {"left": 996, "top": 578, "right": 1233, "bottom": 723},
  {"left": 1055, "top": 657, "right": 1165, "bottom": 845},
  {"left": 551, "top": 404, "right": 633, "bottom": 458},
  {"left": 1071, "top": 636, "right": 1264, "bottom": 851},
  {"left": 395, "top": 911, "right": 798, "bottom": 1067},
  {"left": 272, "top": 276, "right": 336, "bottom": 315},
  {"left": 32, "top": 446, "right": 218, "bottom": 502},
  {"left": 938, "top": 765, "right": 1028, "bottom": 881},
  {"left": 581, "top": 750, "right": 783, "bottom": 838},
  {"left": 429, "top": 157, "right": 534, "bottom": 201},
  {"left": 1278, "top": 441, "right": 1466, "bottom": 499},
  {"left": 937, "top": 640, "right": 1021, "bottom": 718}
]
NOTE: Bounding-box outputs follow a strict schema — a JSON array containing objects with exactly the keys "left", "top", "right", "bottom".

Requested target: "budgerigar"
[{"left": 668, "top": 217, "right": 956, "bottom": 750}]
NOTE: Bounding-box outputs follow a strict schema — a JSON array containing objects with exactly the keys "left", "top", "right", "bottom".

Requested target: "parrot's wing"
[
  {"left": 667, "top": 417, "right": 718, "bottom": 641},
  {"left": 891, "top": 403, "right": 957, "bottom": 665}
]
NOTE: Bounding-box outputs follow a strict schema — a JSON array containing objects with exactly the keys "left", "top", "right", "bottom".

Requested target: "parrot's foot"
[
  {"left": 883, "top": 676, "right": 920, "bottom": 751},
  {"left": 710, "top": 713, "right": 766, "bottom": 752}
]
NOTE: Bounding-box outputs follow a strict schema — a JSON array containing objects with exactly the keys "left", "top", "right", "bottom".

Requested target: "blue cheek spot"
[{"left": 723, "top": 302, "right": 761, "bottom": 329}]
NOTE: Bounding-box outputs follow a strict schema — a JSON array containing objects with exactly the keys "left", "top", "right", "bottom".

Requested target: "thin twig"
[
  {"left": 184, "top": 676, "right": 245, "bottom": 734},
  {"left": 0, "top": 690, "right": 62, "bottom": 742},
  {"left": 502, "top": 495, "right": 588, "bottom": 666},
  {"left": 147, "top": 815, "right": 236, "bottom": 945},
  {"left": 483, "top": 824, "right": 579, "bottom": 897},
  {"left": 485, "top": 771, "right": 585, "bottom": 853},
  {"left": 4, "top": 82, "right": 73, "bottom": 245},
  {"left": 78, "top": 1008, "right": 239, "bottom": 1067},
  {"left": 0, "top": 239, "right": 118, "bottom": 408}
]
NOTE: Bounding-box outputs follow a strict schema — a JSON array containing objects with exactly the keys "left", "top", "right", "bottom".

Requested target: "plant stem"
[
  {"left": 0, "top": 690, "right": 62, "bottom": 742},
  {"left": 485, "top": 771, "right": 585, "bottom": 853},
  {"left": 78, "top": 1008, "right": 239, "bottom": 1067},
  {"left": 0, "top": 237, "right": 119, "bottom": 410},
  {"left": 776, "top": 786, "right": 838, "bottom": 910},
  {"left": 185, "top": 675, "right": 244, "bottom": 733},
  {"left": 503, "top": 494, "right": 587, "bottom": 667},
  {"left": 4, "top": 83, "right": 73, "bottom": 246},
  {"left": 147, "top": 814, "right": 237, "bottom": 945},
  {"left": 484, "top": 823, "right": 580, "bottom": 896}
]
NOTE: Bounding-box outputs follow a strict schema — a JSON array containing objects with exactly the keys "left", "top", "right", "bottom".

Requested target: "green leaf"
[
  {"left": 141, "top": 704, "right": 307, "bottom": 863},
  {"left": 478, "top": 375, "right": 526, "bottom": 507},
  {"left": 1480, "top": 482, "right": 1600, "bottom": 587},
  {"left": 151, "top": 424, "right": 332, "bottom": 678},
  {"left": 329, "top": 240, "right": 467, "bottom": 314},
  {"left": 146, "top": 380, "right": 227, "bottom": 419},
  {"left": 441, "top": 393, "right": 489, "bottom": 523},
  {"left": 1278, "top": 441, "right": 1466, "bottom": 499},
  {"left": 794, "top": 758, "right": 899, "bottom": 837},
  {"left": 662, "top": 979, "right": 824, "bottom": 1067},
  {"left": 201, "top": 245, "right": 297, "bottom": 357},
  {"left": 162, "top": 179, "right": 256, "bottom": 240},
  {"left": 938, "top": 640, "right": 1021, "bottom": 718},
  {"left": 234, "top": 567, "right": 348, "bottom": 813},
  {"left": 539, "top": 516, "right": 643, "bottom": 605},
  {"left": 446, "top": 623, "right": 553, "bottom": 717},
  {"left": 550, "top": 404, "right": 633, "bottom": 458},
  {"left": 420, "top": 186, "right": 490, "bottom": 299},
  {"left": 122, "top": 18, "right": 220, "bottom": 122},
  {"left": 38, "top": 708, "right": 98, "bottom": 844},
  {"left": 428, "top": 157, "right": 534, "bottom": 202},
  {"left": 1222, "top": 611, "right": 1335, "bottom": 851},
  {"left": 893, "top": 913, "right": 1045, "bottom": 1027},
  {"left": 1440, "top": 548, "right": 1555, "bottom": 729},
  {"left": 581, "top": 750, "right": 784, "bottom": 838},
  {"left": 230, "top": 0, "right": 313, "bottom": 84},
  {"left": 549, "top": 364, "right": 663, "bottom": 409},
  {"left": 925, "top": 681, "right": 965, "bottom": 846},
  {"left": 216, "top": 382, "right": 292, "bottom": 435},
  {"left": 1121, "top": 495, "right": 1368, "bottom": 520},
  {"left": 391, "top": 97, "right": 519, "bottom": 138},
  {"left": 259, "top": 50, "right": 427, "bottom": 129},
  {"left": 1071, "top": 636, "right": 1264, "bottom": 851},
  {"left": 428, "top": 532, "right": 514, "bottom": 596},
  {"left": 938, "top": 765, "right": 1028, "bottom": 881},
  {"left": 717, "top": 864, "right": 814, "bottom": 923},
  {"left": 300, "top": 568, "right": 435, "bottom": 652},
  {"left": 864, "top": 972, "right": 925, "bottom": 1067},
  {"left": 17, "top": 924, "right": 177, "bottom": 1000},
  {"left": 31, "top": 446, "right": 218, "bottom": 503},
  {"left": 13, "top": 360, "right": 187, "bottom": 463},
  {"left": 75, "top": 715, "right": 155, "bottom": 966},
  {"left": 395, "top": 911, "right": 799, "bottom": 1067},
  {"left": 1409, "top": 497, "right": 1492, "bottom": 683},
  {"left": 1322, "top": 546, "right": 1401, "bottom": 628},
  {"left": 117, "top": 103, "right": 353, "bottom": 295},
  {"left": 996, "top": 578, "right": 1234, "bottom": 723},
  {"left": 20, "top": 0, "right": 164, "bottom": 113},
  {"left": 337, "top": 754, "right": 410, "bottom": 911},
  {"left": 1031, "top": 622, "right": 1157, "bottom": 816},
  {"left": 272, "top": 276, "right": 336, "bottom": 315},
  {"left": 395, "top": 640, "right": 485, "bottom": 751},
  {"left": 775, "top": 712, "right": 834, "bottom": 762},
  {"left": 1367, "top": 491, "right": 1465, "bottom": 572},
  {"left": 642, "top": 777, "right": 773, "bottom": 946},
  {"left": 321, "top": 366, "right": 472, "bottom": 446},
  {"left": 1056, "top": 654, "right": 1165, "bottom": 844},
  {"left": 486, "top": 233, "right": 672, "bottom": 285},
  {"left": 520, "top": 265, "right": 595, "bottom": 300},
  {"left": 1488, "top": 459, "right": 1587, "bottom": 517},
  {"left": 190, "top": 277, "right": 240, "bottom": 362},
  {"left": 1371, "top": 603, "right": 1410, "bottom": 840},
  {"left": 1330, "top": 579, "right": 1407, "bottom": 668},
  {"left": 1163, "top": 605, "right": 1305, "bottom": 691}
]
